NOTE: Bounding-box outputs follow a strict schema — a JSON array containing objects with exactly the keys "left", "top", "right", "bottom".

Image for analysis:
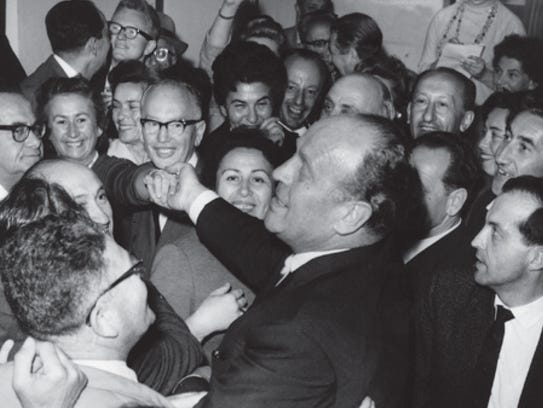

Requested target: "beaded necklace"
[{"left": 436, "top": 1, "right": 499, "bottom": 59}]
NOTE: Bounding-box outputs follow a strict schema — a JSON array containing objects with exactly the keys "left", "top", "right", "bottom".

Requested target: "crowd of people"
[{"left": 0, "top": 0, "right": 542, "bottom": 407}]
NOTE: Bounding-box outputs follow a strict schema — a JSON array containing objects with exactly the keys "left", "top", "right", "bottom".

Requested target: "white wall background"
[{"left": 8, "top": 0, "right": 445, "bottom": 74}]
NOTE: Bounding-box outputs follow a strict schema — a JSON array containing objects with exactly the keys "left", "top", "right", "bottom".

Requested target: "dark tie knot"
[{"left": 495, "top": 305, "right": 514, "bottom": 325}]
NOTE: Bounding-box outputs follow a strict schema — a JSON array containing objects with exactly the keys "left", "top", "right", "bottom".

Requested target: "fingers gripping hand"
[{"left": 13, "top": 337, "right": 88, "bottom": 408}]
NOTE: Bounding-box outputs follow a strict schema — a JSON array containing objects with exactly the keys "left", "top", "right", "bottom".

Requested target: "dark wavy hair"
[{"left": 212, "top": 41, "right": 287, "bottom": 112}]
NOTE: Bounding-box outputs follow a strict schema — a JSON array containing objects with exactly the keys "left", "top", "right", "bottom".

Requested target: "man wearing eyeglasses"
[
  {"left": 0, "top": 212, "right": 207, "bottom": 407},
  {"left": 0, "top": 91, "right": 43, "bottom": 201},
  {"left": 140, "top": 78, "right": 205, "bottom": 247},
  {"left": 19, "top": 0, "right": 110, "bottom": 111},
  {"left": 109, "top": 0, "right": 159, "bottom": 68}
]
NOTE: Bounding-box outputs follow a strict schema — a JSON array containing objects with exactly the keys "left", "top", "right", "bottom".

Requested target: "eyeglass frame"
[
  {"left": 140, "top": 117, "right": 203, "bottom": 135},
  {"left": 303, "top": 39, "right": 330, "bottom": 48},
  {"left": 153, "top": 47, "right": 174, "bottom": 62},
  {"left": 108, "top": 21, "right": 153, "bottom": 41},
  {"left": 85, "top": 261, "right": 145, "bottom": 325},
  {"left": 0, "top": 122, "right": 46, "bottom": 143}
]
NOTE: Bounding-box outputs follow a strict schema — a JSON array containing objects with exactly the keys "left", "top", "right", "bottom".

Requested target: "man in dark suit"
[
  {"left": 19, "top": 1, "right": 110, "bottom": 110},
  {"left": 404, "top": 131, "right": 483, "bottom": 300},
  {"left": 145, "top": 114, "right": 415, "bottom": 407},
  {"left": 414, "top": 175, "right": 543, "bottom": 408}
]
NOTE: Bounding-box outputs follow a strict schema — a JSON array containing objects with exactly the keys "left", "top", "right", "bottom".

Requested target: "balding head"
[
  {"left": 321, "top": 73, "right": 395, "bottom": 120},
  {"left": 29, "top": 159, "right": 113, "bottom": 234},
  {"left": 141, "top": 79, "right": 206, "bottom": 169},
  {"left": 409, "top": 68, "right": 475, "bottom": 138}
]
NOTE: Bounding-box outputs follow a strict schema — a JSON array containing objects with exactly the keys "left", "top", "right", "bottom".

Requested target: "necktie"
[{"left": 469, "top": 305, "right": 515, "bottom": 407}]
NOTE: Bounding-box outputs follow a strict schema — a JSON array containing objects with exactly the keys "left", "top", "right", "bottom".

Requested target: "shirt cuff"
[{"left": 189, "top": 190, "right": 220, "bottom": 224}]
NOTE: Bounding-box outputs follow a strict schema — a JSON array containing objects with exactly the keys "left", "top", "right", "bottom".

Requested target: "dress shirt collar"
[
  {"left": 53, "top": 54, "right": 80, "bottom": 78},
  {"left": 495, "top": 295, "right": 543, "bottom": 329},
  {"left": 0, "top": 183, "right": 8, "bottom": 201},
  {"left": 74, "top": 359, "right": 138, "bottom": 382},
  {"left": 282, "top": 249, "right": 349, "bottom": 276}
]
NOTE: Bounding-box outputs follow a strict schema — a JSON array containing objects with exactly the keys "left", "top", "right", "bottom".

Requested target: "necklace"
[{"left": 436, "top": 0, "right": 499, "bottom": 59}]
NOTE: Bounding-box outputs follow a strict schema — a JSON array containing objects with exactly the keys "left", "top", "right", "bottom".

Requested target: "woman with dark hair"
[
  {"left": 329, "top": 12, "right": 385, "bottom": 76},
  {"left": 152, "top": 128, "right": 281, "bottom": 358}
]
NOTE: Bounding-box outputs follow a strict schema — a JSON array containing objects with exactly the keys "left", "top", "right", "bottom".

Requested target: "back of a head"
[
  {"left": 413, "top": 67, "right": 476, "bottom": 112},
  {"left": 46, "top": 0, "right": 105, "bottom": 54},
  {"left": 114, "top": 0, "right": 160, "bottom": 39},
  {"left": 0, "top": 211, "right": 105, "bottom": 340},
  {"left": 339, "top": 114, "right": 416, "bottom": 237},
  {"left": 212, "top": 41, "right": 287, "bottom": 110},
  {"left": 333, "top": 13, "right": 383, "bottom": 60},
  {"left": 239, "top": 15, "right": 287, "bottom": 54},
  {"left": 0, "top": 176, "right": 82, "bottom": 244},
  {"left": 413, "top": 131, "right": 484, "bottom": 212},
  {"left": 493, "top": 35, "right": 543, "bottom": 87}
]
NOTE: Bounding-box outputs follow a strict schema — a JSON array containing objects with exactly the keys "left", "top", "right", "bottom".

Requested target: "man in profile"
[
  {"left": 20, "top": 0, "right": 110, "bottom": 109},
  {"left": 146, "top": 114, "right": 415, "bottom": 407}
]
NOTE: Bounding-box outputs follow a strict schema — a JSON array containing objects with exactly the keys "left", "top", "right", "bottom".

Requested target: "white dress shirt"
[
  {"left": 74, "top": 359, "right": 138, "bottom": 382},
  {"left": 53, "top": 54, "right": 79, "bottom": 78},
  {"left": 489, "top": 295, "right": 543, "bottom": 408},
  {"left": 0, "top": 183, "right": 8, "bottom": 201}
]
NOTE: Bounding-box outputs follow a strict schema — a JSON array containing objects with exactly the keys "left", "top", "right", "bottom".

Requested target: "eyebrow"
[{"left": 517, "top": 135, "right": 536, "bottom": 148}]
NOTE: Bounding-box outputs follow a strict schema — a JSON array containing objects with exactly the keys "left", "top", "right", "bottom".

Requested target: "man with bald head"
[
  {"left": 0, "top": 91, "right": 44, "bottom": 200},
  {"left": 408, "top": 67, "right": 476, "bottom": 139},
  {"left": 146, "top": 114, "right": 413, "bottom": 407},
  {"left": 321, "top": 73, "right": 395, "bottom": 119}
]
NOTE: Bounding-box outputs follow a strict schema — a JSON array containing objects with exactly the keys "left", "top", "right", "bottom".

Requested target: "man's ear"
[
  {"left": 194, "top": 120, "right": 206, "bottom": 147},
  {"left": 527, "top": 246, "right": 543, "bottom": 272},
  {"left": 446, "top": 188, "right": 467, "bottom": 218},
  {"left": 142, "top": 40, "right": 157, "bottom": 58},
  {"left": 85, "top": 37, "right": 98, "bottom": 56},
  {"left": 88, "top": 303, "right": 119, "bottom": 339},
  {"left": 334, "top": 200, "right": 373, "bottom": 236},
  {"left": 219, "top": 105, "right": 228, "bottom": 120},
  {"left": 528, "top": 80, "right": 538, "bottom": 91},
  {"left": 383, "top": 100, "right": 397, "bottom": 121},
  {"left": 459, "top": 110, "right": 475, "bottom": 132}
]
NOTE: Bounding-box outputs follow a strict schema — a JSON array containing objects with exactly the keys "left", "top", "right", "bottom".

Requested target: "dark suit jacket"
[
  {"left": 413, "top": 266, "right": 543, "bottom": 408},
  {"left": 194, "top": 198, "right": 410, "bottom": 408},
  {"left": 19, "top": 55, "right": 67, "bottom": 110},
  {"left": 406, "top": 222, "right": 475, "bottom": 302}
]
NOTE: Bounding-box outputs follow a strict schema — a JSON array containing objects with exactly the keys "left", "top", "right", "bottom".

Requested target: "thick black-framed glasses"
[
  {"left": 85, "top": 261, "right": 145, "bottom": 325},
  {"left": 0, "top": 123, "right": 46, "bottom": 143},
  {"left": 303, "top": 39, "right": 329, "bottom": 48},
  {"left": 108, "top": 21, "right": 153, "bottom": 41},
  {"left": 140, "top": 118, "right": 203, "bottom": 134}
]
